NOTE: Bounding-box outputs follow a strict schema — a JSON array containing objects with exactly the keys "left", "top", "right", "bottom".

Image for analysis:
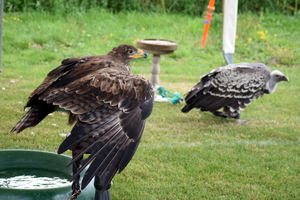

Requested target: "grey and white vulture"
[
  {"left": 182, "top": 63, "right": 289, "bottom": 122},
  {"left": 11, "top": 45, "right": 154, "bottom": 199}
]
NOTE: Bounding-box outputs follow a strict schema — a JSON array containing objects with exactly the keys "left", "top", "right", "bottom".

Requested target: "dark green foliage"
[{"left": 4, "top": 0, "right": 300, "bottom": 15}]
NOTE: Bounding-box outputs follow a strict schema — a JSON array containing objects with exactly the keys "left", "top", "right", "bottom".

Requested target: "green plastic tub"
[{"left": 0, "top": 149, "right": 94, "bottom": 200}]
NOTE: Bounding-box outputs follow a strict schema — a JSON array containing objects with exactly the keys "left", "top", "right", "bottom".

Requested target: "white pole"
[{"left": 222, "top": 0, "right": 238, "bottom": 64}]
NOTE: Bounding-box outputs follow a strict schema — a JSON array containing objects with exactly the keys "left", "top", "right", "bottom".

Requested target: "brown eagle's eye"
[{"left": 128, "top": 50, "right": 133, "bottom": 54}]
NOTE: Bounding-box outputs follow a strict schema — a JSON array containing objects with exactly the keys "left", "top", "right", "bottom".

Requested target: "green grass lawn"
[{"left": 1, "top": 10, "right": 299, "bottom": 199}]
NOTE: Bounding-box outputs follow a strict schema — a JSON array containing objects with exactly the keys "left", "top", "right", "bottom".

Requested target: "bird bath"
[
  {"left": 137, "top": 39, "right": 178, "bottom": 101},
  {"left": 0, "top": 149, "right": 95, "bottom": 200}
]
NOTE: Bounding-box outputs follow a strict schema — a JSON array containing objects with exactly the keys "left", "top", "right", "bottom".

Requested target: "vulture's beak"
[
  {"left": 283, "top": 76, "right": 289, "bottom": 82},
  {"left": 130, "top": 49, "right": 147, "bottom": 58}
]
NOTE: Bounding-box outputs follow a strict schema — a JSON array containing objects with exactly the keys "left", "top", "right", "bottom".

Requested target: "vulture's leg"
[
  {"left": 235, "top": 119, "right": 249, "bottom": 124},
  {"left": 213, "top": 110, "right": 248, "bottom": 124},
  {"left": 222, "top": 106, "right": 247, "bottom": 124},
  {"left": 233, "top": 113, "right": 249, "bottom": 124},
  {"left": 212, "top": 111, "right": 227, "bottom": 118},
  {"left": 233, "top": 113, "right": 240, "bottom": 119},
  {"left": 94, "top": 172, "right": 111, "bottom": 200}
]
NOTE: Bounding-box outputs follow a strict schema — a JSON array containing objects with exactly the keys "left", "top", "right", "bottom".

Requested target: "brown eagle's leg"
[{"left": 68, "top": 145, "right": 82, "bottom": 200}]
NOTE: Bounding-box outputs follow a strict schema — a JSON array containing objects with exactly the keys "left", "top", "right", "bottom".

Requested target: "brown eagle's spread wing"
[
  {"left": 11, "top": 45, "right": 153, "bottom": 196},
  {"left": 11, "top": 55, "right": 108, "bottom": 133},
  {"left": 54, "top": 68, "right": 154, "bottom": 191}
]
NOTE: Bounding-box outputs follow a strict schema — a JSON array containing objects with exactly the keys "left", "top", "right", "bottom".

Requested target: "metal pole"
[{"left": 0, "top": 0, "right": 3, "bottom": 74}]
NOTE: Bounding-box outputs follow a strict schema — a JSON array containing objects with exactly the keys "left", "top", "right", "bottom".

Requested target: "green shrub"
[{"left": 4, "top": 0, "right": 300, "bottom": 15}]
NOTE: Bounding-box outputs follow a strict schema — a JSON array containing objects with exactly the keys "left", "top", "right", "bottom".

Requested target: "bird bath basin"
[
  {"left": 137, "top": 39, "right": 178, "bottom": 101},
  {"left": 137, "top": 39, "right": 178, "bottom": 55},
  {"left": 0, "top": 149, "right": 95, "bottom": 200}
]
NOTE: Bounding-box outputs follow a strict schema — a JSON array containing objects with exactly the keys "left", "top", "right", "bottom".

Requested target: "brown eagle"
[
  {"left": 11, "top": 45, "right": 154, "bottom": 199},
  {"left": 182, "top": 63, "right": 289, "bottom": 122}
]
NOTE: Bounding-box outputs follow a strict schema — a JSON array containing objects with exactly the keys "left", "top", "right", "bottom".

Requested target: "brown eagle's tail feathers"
[{"left": 11, "top": 103, "right": 58, "bottom": 133}]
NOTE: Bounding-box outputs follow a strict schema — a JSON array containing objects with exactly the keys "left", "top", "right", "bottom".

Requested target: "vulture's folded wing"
[{"left": 183, "top": 63, "right": 271, "bottom": 113}]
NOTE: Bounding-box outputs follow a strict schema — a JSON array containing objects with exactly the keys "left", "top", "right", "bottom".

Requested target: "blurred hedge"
[{"left": 4, "top": 0, "right": 300, "bottom": 15}]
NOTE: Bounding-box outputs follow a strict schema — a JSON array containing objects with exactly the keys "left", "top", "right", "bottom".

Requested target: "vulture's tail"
[
  {"left": 181, "top": 105, "right": 192, "bottom": 113},
  {"left": 11, "top": 102, "right": 57, "bottom": 133}
]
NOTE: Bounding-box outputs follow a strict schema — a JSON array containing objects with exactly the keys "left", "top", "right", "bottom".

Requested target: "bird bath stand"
[{"left": 137, "top": 39, "right": 178, "bottom": 101}]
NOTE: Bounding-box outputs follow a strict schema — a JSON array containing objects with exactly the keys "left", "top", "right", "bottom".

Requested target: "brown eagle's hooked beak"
[{"left": 130, "top": 49, "right": 147, "bottom": 58}]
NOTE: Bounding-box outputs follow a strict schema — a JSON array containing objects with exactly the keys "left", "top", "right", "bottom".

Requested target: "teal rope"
[{"left": 157, "top": 86, "right": 184, "bottom": 104}]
